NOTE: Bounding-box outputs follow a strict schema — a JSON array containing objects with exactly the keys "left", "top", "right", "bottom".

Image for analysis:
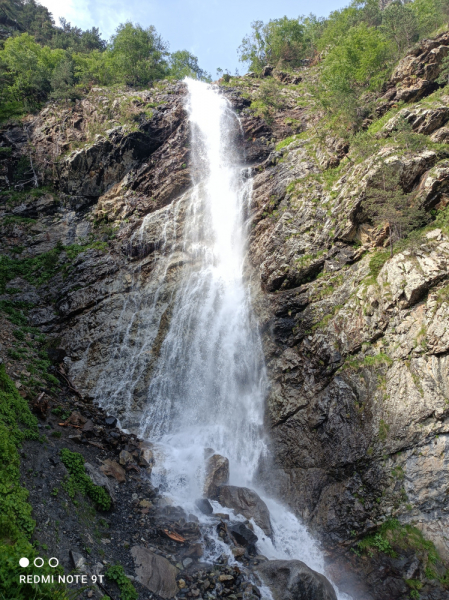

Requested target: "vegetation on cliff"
[
  {"left": 0, "top": 364, "right": 69, "bottom": 599},
  {"left": 239, "top": 0, "right": 449, "bottom": 131},
  {"left": 0, "top": 0, "right": 209, "bottom": 119}
]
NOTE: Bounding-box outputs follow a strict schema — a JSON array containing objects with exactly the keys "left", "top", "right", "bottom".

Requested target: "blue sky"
[{"left": 39, "top": 0, "right": 346, "bottom": 77}]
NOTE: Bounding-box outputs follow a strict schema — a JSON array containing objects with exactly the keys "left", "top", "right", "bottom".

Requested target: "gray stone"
[
  {"left": 69, "top": 551, "right": 86, "bottom": 572},
  {"left": 195, "top": 498, "right": 213, "bottom": 515},
  {"left": 217, "top": 485, "right": 272, "bottom": 537},
  {"left": 131, "top": 546, "right": 178, "bottom": 599},
  {"left": 256, "top": 560, "right": 337, "bottom": 600},
  {"left": 203, "top": 454, "right": 229, "bottom": 500}
]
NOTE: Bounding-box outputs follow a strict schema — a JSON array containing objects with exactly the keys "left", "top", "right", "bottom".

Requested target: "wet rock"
[
  {"left": 65, "top": 411, "right": 87, "bottom": 426},
  {"left": 82, "top": 419, "right": 95, "bottom": 433},
  {"left": 183, "top": 543, "right": 204, "bottom": 558},
  {"left": 105, "top": 416, "right": 117, "bottom": 427},
  {"left": 217, "top": 485, "right": 272, "bottom": 537},
  {"left": 228, "top": 522, "right": 258, "bottom": 547},
  {"left": 256, "top": 560, "right": 337, "bottom": 600},
  {"left": 195, "top": 498, "right": 213, "bottom": 515},
  {"left": 232, "top": 547, "right": 246, "bottom": 558},
  {"left": 203, "top": 454, "right": 229, "bottom": 499},
  {"left": 131, "top": 546, "right": 179, "bottom": 599},
  {"left": 31, "top": 392, "right": 49, "bottom": 418}
]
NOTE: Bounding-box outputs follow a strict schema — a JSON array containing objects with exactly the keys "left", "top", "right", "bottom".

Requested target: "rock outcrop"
[
  {"left": 217, "top": 485, "right": 272, "bottom": 537},
  {"left": 256, "top": 560, "right": 337, "bottom": 600}
]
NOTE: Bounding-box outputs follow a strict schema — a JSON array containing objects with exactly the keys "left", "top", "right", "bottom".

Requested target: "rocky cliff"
[{"left": 3, "top": 32, "right": 449, "bottom": 600}]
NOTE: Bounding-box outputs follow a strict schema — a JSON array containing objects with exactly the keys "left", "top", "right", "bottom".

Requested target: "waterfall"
[
  {"left": 97, "top": 79, "right": 350, "bottom": 599},
  {"left": 139, "top": 79, "right": 267, "bottom": 496}
]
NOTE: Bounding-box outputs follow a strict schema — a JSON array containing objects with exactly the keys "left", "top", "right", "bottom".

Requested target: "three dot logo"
[{"left": 19, "top": 557, "right": 59, "bottom": 567}]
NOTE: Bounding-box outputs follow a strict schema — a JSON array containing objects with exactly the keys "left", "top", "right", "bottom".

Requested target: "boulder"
[
  {"left": 195, "top": 498, "right": 213, "bottom": 515},
  {"left": 131, "top": 546, "right": 178, "bottom": 599},
  {"left": 228, "top": 522, "right": 258, "bottom": 547},
  {"left": 256, "top": 560, "right": 337, "bottom": 600},
  {"left": 100, "top": 459, "right": 126, "bottom": 483},
  {"left": 431, "top": 126, "right": 449, "bottom": 143},
  {"left": 217, "top": 485, "right": 272, "bottom": 537},
  {"left": 203, "top": 454, "right": 229, "bottom": 499}
]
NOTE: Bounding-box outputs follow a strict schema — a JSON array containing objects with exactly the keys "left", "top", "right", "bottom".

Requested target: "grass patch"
[
  {"left": 355, "top": 518, "right": 441, "bottom": 569},
  {"left": 60, "top": 449, "right": 111, "bottom": 511},
  {"left": 0, "top": 239, "right": 109, "bottom": 293},
  {"left": 343, "top": 351, "right": 393, "bottom": 372}
]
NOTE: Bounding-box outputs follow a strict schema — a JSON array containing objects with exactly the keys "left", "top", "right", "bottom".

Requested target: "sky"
[{"left": 38, "top": 0, "right": 345, "bottom": 77}]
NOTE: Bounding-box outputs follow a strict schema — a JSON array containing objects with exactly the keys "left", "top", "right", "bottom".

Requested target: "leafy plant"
[
  {"left": 105, "top": 565, "right": 138, "bottom": 600},
  {"left": 60, "top": 448, "right": 111, "bottom": 511}
]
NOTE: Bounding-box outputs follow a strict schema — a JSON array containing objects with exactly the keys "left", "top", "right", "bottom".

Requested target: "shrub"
[{"left": 60, "top": 448, "right": 111, "bottom": 511}]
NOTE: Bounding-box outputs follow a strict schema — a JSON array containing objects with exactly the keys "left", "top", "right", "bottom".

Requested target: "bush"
[
  {"left": 60, "top": 448, "right": 111, "bottom": 510},
  {"left": 105, "top": 565, "right": 138, "bottom": 600}
]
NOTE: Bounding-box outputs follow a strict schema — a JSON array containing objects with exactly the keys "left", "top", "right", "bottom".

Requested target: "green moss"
[
  {"left": 368, "top": 251, "right": 390, "bottom": 281},
  {"left": 0, "top": 239, "right": 109, "bottom": 293},
  {"left": 1, "top": 215, "right": 37, "bottom": 226},
  {"left": 276, "top": 135, "right": 299, "bottom": 151},
  {"left": 0, "top": 242, "right": 64, "bottom": 293},
  {"left": 105, "top": 565, "right": 138, "bottom": 600},
  {"left": 356, "top": 519, "right": 441, "bottom": 571},
  {"left": 60, "top": 448, "right": 111, "bottom": 511}
]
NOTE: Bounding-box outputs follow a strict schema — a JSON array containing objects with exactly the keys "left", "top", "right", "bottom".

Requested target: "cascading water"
[
  {"left": 97, "top": 79, "right": 350, "bottom": 599},
  {"left": 139, "top": 79, "right": 267, "bottom": 496}
]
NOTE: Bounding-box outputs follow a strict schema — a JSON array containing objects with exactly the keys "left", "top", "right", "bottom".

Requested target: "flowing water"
[{"left": 97, "top": 79, "right": 349, "bottom": 599}]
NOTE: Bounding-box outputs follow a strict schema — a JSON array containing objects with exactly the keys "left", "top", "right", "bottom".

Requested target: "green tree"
[
  {"left": 363, "top": 164, "right": 427, "bottom": 256},
  {"left": 0, "top": 33, "right": 64, "bottom": 107},
  {"left": 169, "top": 50, "right": 210, "bottom": 81},
  {"left": 250, "top": 78, "right": 285, "bottom": 123},
  {"left": 51, "top": 17, "right": 106, "bottom": 53},
  {"left": 108, "top": 22, "right": 169, "bottom": 86},
  {"left": 50, "top": 55, "right": 81, "bottom": 99},
  {"left": 315, "top": 24, "right": 392, "bottom": 132},
  {"left": 381, "top": 1, "right": 419, "bottom": 58},
  {"left": 238, "top": 16, "right": 308, "bottom": 72},
  {"left": 410, "top": 0, "right": 449, "bottom": 37}
]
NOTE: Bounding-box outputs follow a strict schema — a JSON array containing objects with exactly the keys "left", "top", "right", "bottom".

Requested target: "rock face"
[
  {"left": 217, "top": 485, "right": 272, "bottom": 537},
  {"left": 4, "top": 39, "right": 449, "bottom": 599},
  {"left": 131, "top": 546, "right": 178, "bottom": 599},
  {"left": 256, "top": 560, "right": 337, "bottom": 600},
  {"left": 203, "top": 454, "right": 229, "bottom": 500}
]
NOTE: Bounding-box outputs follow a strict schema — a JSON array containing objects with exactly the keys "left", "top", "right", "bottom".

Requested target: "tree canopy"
[
  {"left": 0, "top": 1, "right": 208, "bottom": 117},
  {"left": 237, "top": 0, "right": 449, "bottom": 133}
]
